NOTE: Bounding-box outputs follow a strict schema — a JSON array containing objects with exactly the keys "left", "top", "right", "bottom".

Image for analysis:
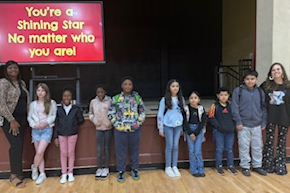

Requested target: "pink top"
[{"left": 36, "top": 102, "right": 47, "bottom": 123}]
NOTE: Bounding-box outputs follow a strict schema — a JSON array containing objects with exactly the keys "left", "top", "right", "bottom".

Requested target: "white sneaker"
[
  {"left": 101, "top": 168, "right": 109, "bottom": 180},
  {"left": 60, "top": 174, "right": 67, "bottom": 184},
  {"left": 35, "top": 173, "right": 46, "bottom": 185},
  {"left": 95, "top": 168, "right": 103, "bottom": 179},
  {"left": 31, "top": 164, "right": 38, "bottom": 181},
  {"left": 68, "top": 173, "right": 75, "bottom": 182},
  {"left": 172, "top": 166, "right": 181, "bottom": 177},
  {"left": 165, "top": 167, "right": 175, "bottom": 177}
]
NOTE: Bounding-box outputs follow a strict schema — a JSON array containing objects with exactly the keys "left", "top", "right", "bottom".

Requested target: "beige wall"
[{"left": 222, "top": 0, "right": 256, "bottom": 65}]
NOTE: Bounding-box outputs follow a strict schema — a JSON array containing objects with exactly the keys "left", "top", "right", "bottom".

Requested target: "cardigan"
[
  {"left": 0, "top": 78, "right": 30, "bottom": 122},
  {"left": 27, "top": 100, "right": 57, "bottom": 128}
]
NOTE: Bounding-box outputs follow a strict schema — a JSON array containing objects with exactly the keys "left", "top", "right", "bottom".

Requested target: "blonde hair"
[{"left": 35, "top": 83, "right": 51, "bottom": 115}]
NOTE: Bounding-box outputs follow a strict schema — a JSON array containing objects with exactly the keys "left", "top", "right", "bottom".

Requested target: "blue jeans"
[
  {"left": 186, "top": 124, "right": 204, "bottom": 174},
  {"left": 164, "top": 125, "right": 182, "bottom": 167},
  {"left": 213, "top": 129, "right": 234, "bottom": 167}
]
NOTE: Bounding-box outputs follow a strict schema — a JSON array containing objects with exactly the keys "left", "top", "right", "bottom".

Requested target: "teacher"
[{"left": 0, "top": 61, "right": 30, "bottom": 188}]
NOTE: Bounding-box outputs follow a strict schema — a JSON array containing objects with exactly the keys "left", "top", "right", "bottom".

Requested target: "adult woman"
[
  {"left": 262, "top": 63, "right": 290, "bottom": 175},
  {"left": 0, "top": 61, "right": 30, "bottom": 187}
]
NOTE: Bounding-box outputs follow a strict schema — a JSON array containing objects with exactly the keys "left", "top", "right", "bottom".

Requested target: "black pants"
[
  {"left": 2, "top": 116, "right": 27, "bottom": 176},
  {"left": 263, "top": 123, "right": 289, "bottom": 175},
  {"left": 96, "top": 129, "right": 113, "bottom": 168}
]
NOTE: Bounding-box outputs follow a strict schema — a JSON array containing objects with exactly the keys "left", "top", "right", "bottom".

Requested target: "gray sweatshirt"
[{"left": 231, "top": 84, "right": 267, "bottom": 128}]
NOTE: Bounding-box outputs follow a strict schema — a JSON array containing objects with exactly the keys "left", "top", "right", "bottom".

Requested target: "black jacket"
[{"left": 54, "top": 104, "right": 84, "bottom": 138}]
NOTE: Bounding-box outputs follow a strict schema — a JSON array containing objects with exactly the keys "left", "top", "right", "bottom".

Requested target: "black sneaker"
[
  {"left": 199, "top": 173, "right": 206, "bottom": 177},
  {"left": 215, "top": 165, "right": 225, "bottom": 176},
  {"left": 117, "top": 171, "right": 125, "bottom": 183},
  {"left": 227, "top": 166, "right": 238, "bottom": 175},
  {"left": 192, "top": 173, "right": 200, "bottom": 177},
  {"left": 242, "top": 168, "right": 251, "bottom": 176},
  {"left": 253, "top": 167, "right": 267, "bottom": 176}
]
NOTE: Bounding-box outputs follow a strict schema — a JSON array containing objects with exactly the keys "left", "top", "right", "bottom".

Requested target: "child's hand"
[
  {"left": 159, "top": 131, "right": 165, "bottom": 137},
  {"left": 54, "top": 138, "right": 59, "bottom": 147},
  {"left": 236, "top": 125, "right": 243, "bottom": 130},
  {"left": 180, "top": 130, "right": 184, "bottom": 136},
  {"left": 261, "top": 127, "right": 266, "bottom": 130},
  {"left": 190, "top": 133, "right": 196, "bottom": 141}
]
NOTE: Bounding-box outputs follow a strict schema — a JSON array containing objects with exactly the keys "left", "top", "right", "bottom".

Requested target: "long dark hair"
[
  {"left": 4, "top": 60, "right": 22, "bottom": 87},
  {"left": 164, "top": 79, "right": 184, "bottom": 110},
  {"left": 264, "top": 63, "right": 290, "bottom": 91}
]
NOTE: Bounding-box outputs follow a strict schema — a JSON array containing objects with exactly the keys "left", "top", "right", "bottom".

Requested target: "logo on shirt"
[{"left": 222, "top": 108, "right": 228, "bottom": 113}]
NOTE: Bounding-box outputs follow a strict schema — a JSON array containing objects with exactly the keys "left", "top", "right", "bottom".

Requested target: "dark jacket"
[
  {"left": 54, "top": 104, "right": 84, "bottom": 138},
  {"left": 208, "top": 101, "right": 235, "bottom": 134}
]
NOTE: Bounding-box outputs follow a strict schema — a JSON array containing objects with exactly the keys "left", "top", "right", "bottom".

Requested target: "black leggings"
[
  {"left": 2, "top": 116, "right": 27, "bottom": 176},
  {"left": 96, "top": 129, "right": 113, "bottom": 168},
  {"left": 263, "top": 123, "right": 289, "bottom": 175}
]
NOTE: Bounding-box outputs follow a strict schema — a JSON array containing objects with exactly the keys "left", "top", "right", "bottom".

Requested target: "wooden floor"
[{"left": 1, "top": 165, "right": 290, "bottom": 193}]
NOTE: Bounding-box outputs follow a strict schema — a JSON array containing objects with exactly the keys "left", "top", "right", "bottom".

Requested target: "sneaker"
[
  {"left": 192, "top": 173, "right": 200, "bottom": 177},
  {"left": 199, "top": 173, "right": 206, "bottom": 177},
  {"left": 215, "top": 165, "right": 225, "bottom": 176},
  {"left": 31, "top": 164, "right": 38, "bottom": 181},
  {"left": 101, "top": 168, "right": 109, "bottom": 180},
  {"left": 227, "top": 166, "right": 238, "bottom": 175},
  {"left": 242, "top": 168, "right": 251, "bottom": 176},
  {"left": 68, "top": 173, "right": 75, "bottom": 182},
  {"left": 60, "top": 174, "right": 67, "bottom": 184},
  {"left": 95, "top": 168, "right": 103, "bottom": 180},
  {"left": 35, "top": 173, "right": 46, "bottom": 185},
  {"left": 253, "top": 167, "right": 267, "bottom": 176},
  {"left": 165, "top": 167, "right": 175, "bottom": 177},
  {"left": 117, "top": 171, "right": 125, "bottom": 183},
  {"left": 172, "top": 166, "right": 181, "bottom": 177},
  {"left": 131, "top": 169, "right": 140, "bottom": 181}
]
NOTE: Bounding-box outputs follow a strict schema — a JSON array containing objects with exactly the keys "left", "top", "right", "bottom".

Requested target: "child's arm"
[
  {"left": 192, "top": 108, "right": 207, "bottom": 136},
  {"left": 27, "top": 102, "right": 37, "bottom": 128},
  {"left": 76, "top": 106, "right": 85, "bottom": 125},
  {"left": 208, "top": 104, "right": 223, "bottom": 131},
  {"left": 46, "top": 100, "right": 57, "bottom": 126},
  {"left": 108, "top": 96, "right": 117, "bottom": 127},
  {"left": 231, "top": 87, "right": 243, "bottom": 129},
  {"left": 88, "top": 100, "right": 94, "bottom": 121},
  {"left": 135, "top": 96, "right": 146, "bottom": 128},
  {"left": 53, "top": 112, "right": 59, "bottom": 147},
  {"left": 157, "top": 98, "right": 165, "bottom": 134}
]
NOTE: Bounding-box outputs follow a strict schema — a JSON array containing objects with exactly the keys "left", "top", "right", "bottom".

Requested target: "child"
[
  {"left": 157, "top": 79, "right": 185, "bottom": 177},
  {"left": 54, "top": 88, "right": 84, "bottom": 183},
  {"left": 89, "top": 85, "right": 113, "bottom": 180},
  {"left": 231, "top": 70, "right": 267, "bottom": 176},
  {"left": 184, "top": 91, "right": 206, "bottom": 177},
  {"left": 108, "top": 77, "right": 146, "bottom": 183},
  {"left": 208, "top": 87, "right": 237, "bottom": 176},
  {"left": 27, "top": 83, "right": 57, "bottom": 185}
]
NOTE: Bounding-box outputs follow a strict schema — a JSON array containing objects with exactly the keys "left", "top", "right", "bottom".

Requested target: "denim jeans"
[
  {"left": 164, "top": 125, "right": 182, "bottom": 167},
  {"left": 186, "top": 124, "right": 204, "bottom": 174},
  {"left": 213, "top": 129, "right": 234, "bottom": 167},
  {"left": 237, "top": 126, "right": 263, "bottom": 169},
  {"left": 96, "top": 129, "right": 113, "bottom": 168}
]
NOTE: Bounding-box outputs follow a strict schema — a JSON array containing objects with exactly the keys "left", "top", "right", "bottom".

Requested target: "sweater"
[
  {"left": 231, "top": 84, "right": 267, "bottom": 128},
  {"left": 89, "top": 95, "right": 113, "bottom": 130},
  {"left": 54, "top": 104, "right": 84, "bottom": 138},
  {"left": 0, "top": 78, "right": 30, "bottom": 122},
  {"left": 27, "top": 100, "right": 57, "bottom": 128},
  {"left": 208, "top": 102, "right": 235, "bottom": 133},
  {"left": 157, "top": 97, "right": 184, "bottom": 132},
  {"left": 108, "top": 91, "right": 146, "bottom": 132}
]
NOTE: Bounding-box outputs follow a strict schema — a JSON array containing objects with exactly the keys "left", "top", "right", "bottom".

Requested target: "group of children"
[
  {"left": 25, "top": 67, "right": 288, "bottom": 185},
  {"left": 157, "top": 70, "right": 269, "bottom": 178},
  {"left": 26, "top": 76, "right": 145, "bottom": 185}
]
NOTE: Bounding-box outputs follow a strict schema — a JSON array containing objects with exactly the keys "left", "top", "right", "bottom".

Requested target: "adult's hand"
[{"left": 9, "top": 120, "right": 20, "bottom": 136}]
